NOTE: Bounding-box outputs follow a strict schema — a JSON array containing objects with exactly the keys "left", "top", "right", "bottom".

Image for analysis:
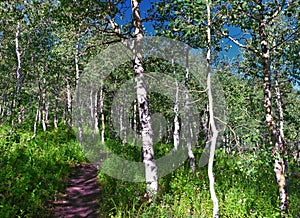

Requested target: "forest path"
[{"left": 51, "top": 163, "right": 102, "bottom": 218}]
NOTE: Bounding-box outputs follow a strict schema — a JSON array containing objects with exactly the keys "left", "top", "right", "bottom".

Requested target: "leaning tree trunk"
[
  {"left": 131, "top": 0, "right": 158, "bottom": 199},
  {"left": 206, "top": 1, "right": 219, "bottom": 217},
  {"left": 259, "top": 4, "right": 289, "bottom": 215}
]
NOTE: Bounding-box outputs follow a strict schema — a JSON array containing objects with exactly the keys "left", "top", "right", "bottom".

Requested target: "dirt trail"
[{"left": 51, "top": 164, "right": 102, "bottom": 218}]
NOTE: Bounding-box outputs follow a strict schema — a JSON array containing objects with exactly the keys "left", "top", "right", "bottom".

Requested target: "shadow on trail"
[{"left": 52, "top": 164, "right": 102, "bottom": 218}]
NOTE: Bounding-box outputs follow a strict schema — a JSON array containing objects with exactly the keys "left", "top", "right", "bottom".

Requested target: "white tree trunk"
[
  {"left": 184, "top": 46, "right": 195, "bottom": 172},
  {"left": 131, "top": 0, "right": 158, "bottom": 199},
  {"left": 66, "top": 78, "right": 72, "bottom": 129},
  {"left": 274, "top": 67, "right": 289, "bottom": 215},
  {"left": 207, "top": 73, "right": 219, "bottom": 218},
  {"left": 206, "top": 1, "right": 219, "bottom": 217},
  {"left": 90, "top": 89, "right": 95, "bottom": 142},
  {"left": 15, "top": 21, "right": 23, "bottom": 124},
  {"left": 15, "top": 21, "right": 22, "bottom": 96},
  {"left": 99, "top": 88, "right": 105, "bottom": 144},
  {"left": 172, "top": 56, "right": 180, "bottom": 152},
  {"left": 94, "top": 91, "right": 99, "bottom": 134},
  {"left": 54, "top": 90, "right": 59, "bottom": 128},
  {"left": 274, "top": 69, "right": 285, "bottom": 152},
  {"left": 75, "top": 38, "right": 83, "bottom": 143},
  {"left": 42, "top": 77, "right": 47, "bottom": 132},
  {"left": 54, "top": 75, "right": 59, "bottom": 128}
]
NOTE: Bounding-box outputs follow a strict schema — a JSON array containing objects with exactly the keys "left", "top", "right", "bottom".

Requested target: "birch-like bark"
[
  {"left": 133, "top": 99, "right": 137, "bottom": 146},
  {"left": 15, "top": 21, "right": 22, "bottom": 97},
  {"left": 99, "top": 88, "right": 105, "bottom": 144},
  {"left": 297, "top": 142, "right": 300, "bottom": 162},
  {"left": 172, "top": 56, "right": 180, "bottom": 151},
  {"left": 66, "top": 78, "right": 72, "bottom": 129},
  {"left": 274, "top": 66, "right": 289, "bottom": 215},
  {"left": 75, "top": 37, "right": 83, "bottom": 144},
  {"left": 131, "top": 0, "right": 158, "bottom": 198},
  {"left": 274, "top": 69, "right": 286, "bottom": 154},
  {"left": 94, "top": 91, "right": 99, "bottom": 134},
  {"left": 202, "top": 103, "right": 210, "bottom": 142},
  {"left": 184, "top": 46, "right": 195, "bottom": 172},
  {"left": 206, "top": 1, "right": 219, "bottom": 217},
  {"left": 34, "top": 101, "right": 40, "bottom": 135},
  {"left": 42, "top": 77, "right": 47, "bottom": 131},
  {"left": 90, "top": 90, "right": 95, "bottom": 142},
  {"left": 29, "top": 76, "right": 42, "bottom": 140},
  {"left": 202, "top": 103, "right": 213, "bottom": 155},
  {"left": 89, "top": 89, "right": 99, "bottom": 142},
  {"left": 15, "top": 21, "right": 23, "bottom": 125},
  {"left": 54, "top": 75, "right": 59, "bottom": 128},
  {"left": 259, "top": 2, "right": 289, "bottom": 214}
]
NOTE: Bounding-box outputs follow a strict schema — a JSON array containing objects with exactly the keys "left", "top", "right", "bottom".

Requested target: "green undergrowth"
[
  {"left": 0, "top": 125, "right": 86, "bottom": 217},
  {"left": 98, "top": 141, "right": 300, "bottom": 217},
  {"left": 1, "top": 126, "right": 299, "bottom": 217}
]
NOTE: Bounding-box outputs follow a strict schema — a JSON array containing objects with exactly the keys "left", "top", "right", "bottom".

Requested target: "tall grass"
[
  {"left": 0, "top": 125, "right": 85, "bottom": 217},
  {"left": 97, "top": 142, "right": 300, "bottom": 217}
]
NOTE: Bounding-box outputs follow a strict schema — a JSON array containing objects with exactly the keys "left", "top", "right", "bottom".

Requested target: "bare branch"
[{"left": 227, "top": 35, "right": 260, "bottom": 55}]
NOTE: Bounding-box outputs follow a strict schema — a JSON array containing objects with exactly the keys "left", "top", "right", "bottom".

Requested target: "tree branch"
[
  {"left": 267, "top": 0, "right": 286, "bottom": 23},
  {"left": 227, "top": 35, "right": 260, "bottom": 55}
]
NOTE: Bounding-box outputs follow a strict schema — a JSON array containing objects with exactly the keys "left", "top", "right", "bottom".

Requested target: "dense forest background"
[{"left": 0, "top": 0, "right": 299, "bottom": 217}]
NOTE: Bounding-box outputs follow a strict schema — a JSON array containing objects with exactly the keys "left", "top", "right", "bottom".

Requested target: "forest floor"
[{"left": 50, "top": 163, "right": 102, "bottom": 218}]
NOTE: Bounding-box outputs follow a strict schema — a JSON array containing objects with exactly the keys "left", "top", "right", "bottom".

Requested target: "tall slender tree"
[
  {"left": 206, "top": 1, "right": 219, "bottom": 216},
  {"left": 131, "top": 0, "right": 158, "bottom": 198}
]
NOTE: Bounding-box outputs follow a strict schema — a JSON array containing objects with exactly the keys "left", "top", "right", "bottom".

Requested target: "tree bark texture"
[
  {"left": 172, "top": 56, "right": 180, "bottom": 152},
  {"left": 131, "top": 0, "right": 158, "bottom": 198},
  {"left": 259, "top": 2, "right": 289, "bottom": 215}
]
